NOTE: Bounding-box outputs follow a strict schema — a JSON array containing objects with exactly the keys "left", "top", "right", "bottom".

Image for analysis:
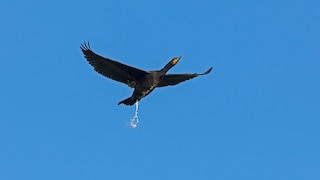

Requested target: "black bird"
[{"left": 80, "top": 42, "right": 212, "bottom": 106}]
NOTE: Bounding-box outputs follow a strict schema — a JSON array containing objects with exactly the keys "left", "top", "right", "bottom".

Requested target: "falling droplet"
[{"left": 130, "top": 101, "right": 139, "bottom": 128}]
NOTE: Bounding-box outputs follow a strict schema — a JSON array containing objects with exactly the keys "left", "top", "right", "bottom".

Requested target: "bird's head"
[
  {"left": 161, "top": 56, "right": 182, "bottom": 73},
  {"left": 171, "top": 56, "right": 182, "bottom": 65}
]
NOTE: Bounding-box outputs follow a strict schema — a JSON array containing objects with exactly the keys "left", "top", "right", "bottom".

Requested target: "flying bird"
[{"left": 80, "top": 42, "right": 212, "bottom": 106}]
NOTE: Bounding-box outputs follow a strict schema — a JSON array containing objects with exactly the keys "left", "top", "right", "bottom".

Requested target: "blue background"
[{"left": 1, "top": 0, "right": 319, "bottom": 179}]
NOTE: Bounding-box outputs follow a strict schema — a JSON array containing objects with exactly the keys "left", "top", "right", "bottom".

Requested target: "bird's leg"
[{"left": 130, "top": 100, "right": 139, "bottom": 128}]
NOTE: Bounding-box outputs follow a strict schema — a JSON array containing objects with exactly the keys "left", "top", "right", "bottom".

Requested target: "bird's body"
[
  {"left": 80, "top": 42, "right": 212, "bottom": 105},
  {"left": 119, "top": 72, "right": 160, "bottom": 105}
]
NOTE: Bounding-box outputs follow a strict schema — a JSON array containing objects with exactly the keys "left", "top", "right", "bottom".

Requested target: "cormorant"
[{"left": 80, "top": 42, "right": 212, "bottom": 106}]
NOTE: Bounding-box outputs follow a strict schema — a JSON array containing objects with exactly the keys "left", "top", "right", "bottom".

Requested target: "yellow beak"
[{"left": 172, "top": 56, "right": 182, "bottom": 65}]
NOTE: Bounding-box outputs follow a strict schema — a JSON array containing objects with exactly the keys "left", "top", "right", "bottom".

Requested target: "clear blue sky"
[{"left": 1, "top": 0, "right": 319, "bottom": 179}]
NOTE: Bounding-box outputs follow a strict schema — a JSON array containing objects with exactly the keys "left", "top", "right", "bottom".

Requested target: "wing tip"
[
  {"left": 202, "top": 67, "right": 213, "bottom": 75},
  {"left": 80, "top": 41, "right": 91, "bottom": 51}
]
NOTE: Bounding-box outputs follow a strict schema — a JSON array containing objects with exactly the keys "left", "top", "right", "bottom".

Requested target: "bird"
[{"left": 80, "top": 42, "right": 213, "bottom": 106}]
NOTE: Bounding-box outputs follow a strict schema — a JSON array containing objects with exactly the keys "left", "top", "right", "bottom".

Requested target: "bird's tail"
[{"left": 118, "top": 97, "right": 137, "bottom": 106}]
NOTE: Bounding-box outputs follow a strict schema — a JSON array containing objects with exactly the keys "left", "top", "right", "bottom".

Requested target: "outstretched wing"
[
  {"left": 80, "top": 42, "right": 148, "bottom": 88},
  {"left": 156, "top": 67, "right": 213, "bottom": 87}
]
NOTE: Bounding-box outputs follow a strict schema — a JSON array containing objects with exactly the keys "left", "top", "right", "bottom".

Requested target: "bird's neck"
[{"left": 160, "top": 62, "right": 174, "bottom": 74}]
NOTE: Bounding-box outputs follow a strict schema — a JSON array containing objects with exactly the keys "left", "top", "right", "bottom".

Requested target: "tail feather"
[{"left": 118, "top": 97, "right": 137, "bottom": 106}]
